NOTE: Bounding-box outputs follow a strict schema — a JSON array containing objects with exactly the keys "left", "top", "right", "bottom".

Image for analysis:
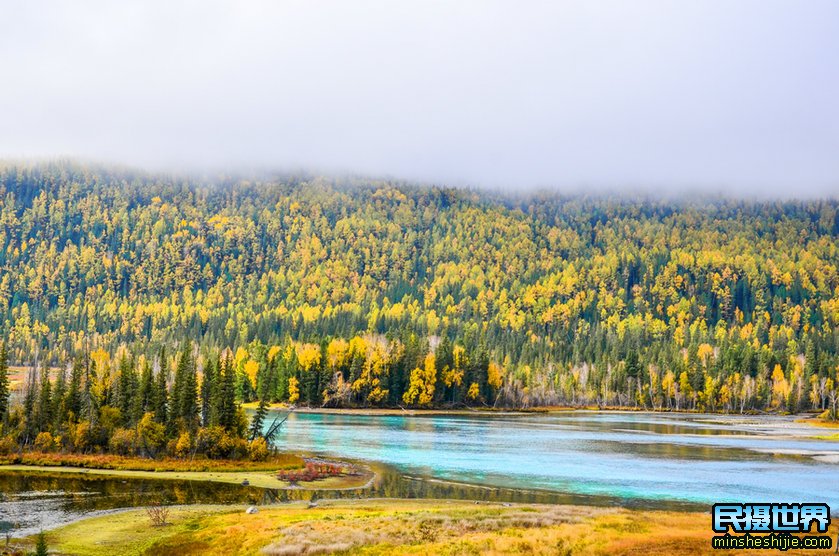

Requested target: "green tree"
[
  {"left": 34, "top": 530, "right": 48, "bottom": 556},
  {"left": 0, "top": 342, "right": 9, "bottom": 422},
  {"left": 171, "top": 345, "right": 198, "bottom": 432},
  {"left": 249, "top": 397, "right": 268, "bottom": 441}
]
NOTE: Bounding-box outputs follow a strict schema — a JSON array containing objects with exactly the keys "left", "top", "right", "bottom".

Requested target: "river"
[
  {"left": 1, "top": 411, "right": 837, "bottom": 536},
  {"left": 274, "top": 410, "right": 839, "bottom": 506}
]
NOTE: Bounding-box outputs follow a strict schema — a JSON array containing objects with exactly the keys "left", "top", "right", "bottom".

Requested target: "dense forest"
[{"left": 1, "top": 161, "right": 838, "bottom": 455}]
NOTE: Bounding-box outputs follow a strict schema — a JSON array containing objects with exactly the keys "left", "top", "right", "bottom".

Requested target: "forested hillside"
[{"left": 2, "top": 162, "right": 839, "bottom": 416}]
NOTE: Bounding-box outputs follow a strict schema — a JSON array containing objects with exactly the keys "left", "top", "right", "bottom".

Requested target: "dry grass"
[
  {"left": 0, "top": 451, "right": 304, "bottom": 472},
  {"left": 0, "top": 459, "right": 373, "bottom": 490},
  {"left": 797, "top": 417, "right": 839, "bottom": 429},
  {"left": 36, "top": 499, "right": 839, "bottom": 556}
]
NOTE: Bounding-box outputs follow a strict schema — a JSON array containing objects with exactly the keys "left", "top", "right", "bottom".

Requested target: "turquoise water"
[{"left": 272, "top": 411, "right": 839, "bottom": 506}]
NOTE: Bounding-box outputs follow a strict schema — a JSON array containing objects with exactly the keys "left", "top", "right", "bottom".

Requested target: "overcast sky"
[{"left": 1, "top": 1, "right": 837, "bottom": 195}]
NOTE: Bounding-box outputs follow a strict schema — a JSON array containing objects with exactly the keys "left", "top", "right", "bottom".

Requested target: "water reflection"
[
  {"left": 0, "top": 472, "right": 266, "bottom": 536},
  {"left": 0, "top": 461, "right": 702, "bottom": 537}
]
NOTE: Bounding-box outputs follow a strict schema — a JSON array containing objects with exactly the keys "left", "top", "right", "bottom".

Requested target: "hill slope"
[{"left": 1, "top": 162, "right": 838, "bottom": 411}]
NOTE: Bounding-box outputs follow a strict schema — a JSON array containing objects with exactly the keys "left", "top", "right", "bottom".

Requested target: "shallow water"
[{"left": 271, "top": 411, "right": 839, "bottom": 507}]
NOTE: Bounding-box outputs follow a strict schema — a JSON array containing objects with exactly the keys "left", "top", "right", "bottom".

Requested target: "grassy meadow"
[{"left": 12, "top": 499, "right": 836, "bottom": 556}]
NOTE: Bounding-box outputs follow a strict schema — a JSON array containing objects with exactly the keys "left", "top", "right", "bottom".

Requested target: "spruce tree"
[
  {"left": 137, "top": 360, "right": 153, "bottom": 421},
  {"left": 51, "top": 368, "right": 67, "bottom": 431},
  {"left": 23, "top": 367, "right": 38, "bottom": 444},
  {"left": 152, "top": 350, "right": 169, "bottom": 425},
  {"left": 117, "top": 356, "right": 137, "bottom": 426},
  {"left": 65, "top": 356, "right": 83, "bottom": 422},
  {"left": 172, "top": 344, "right": 198, "bottom": 431},
  {"left": 249, "top": 397, "right": 268, "bottom": 441},
  {"left": 0, "top": 342, "right": 9, "bottom": 422},
  {"left": 34, "top": 531, "right": 48, "bottom": 556},
  {"left": 201, "top": 356, "right": 217, "bottom": 427},
  {"left": 218, "top": 353, "right": 237, "bottom": 433},
  {"left": 36, "top": 366, "right": 52, "bottom": 433}
]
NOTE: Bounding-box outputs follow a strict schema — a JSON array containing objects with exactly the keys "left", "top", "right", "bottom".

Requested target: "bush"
[
  {"left": 109, "top": 428, "right": 137, "bottom": 455},
  {"left": 0, "top": 434, "right": 17, "bottom": 455},
  {"left": 69, "top": 420, "right": 92, "bottom": 453},
  {"left": 248, "top": 437, "right": 269, "bottom": 461},
  {"left": 136, "top": 413, "right": 166, "bottom": 457},
  {"left": 195, "top": 426, "right": 247, "bottom": 459},
  {"left": 146, "top": 503, "right": 170, "bottom": 527},
  {"left": 34, "top": 431, "right": 55, "bottom": 452},
  {"left": 174, "top": 432, "right": 193, "bottom": 458}
]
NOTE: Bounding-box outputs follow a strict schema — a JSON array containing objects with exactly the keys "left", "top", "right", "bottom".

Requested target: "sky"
[{"left": 1, "top": 0, "right": 837, "bottom": 196}]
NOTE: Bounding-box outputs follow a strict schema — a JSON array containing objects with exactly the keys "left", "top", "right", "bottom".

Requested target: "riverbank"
[
  {"left": 19, "top": 499, "right": 838, "bottom": 556},
  {"left": 250, "top": 402, "right": 839, "bottom": 423},
  {"left": 0, "top": 453, "right": 375, "bottom": 490},
  {"left": 0, "top": 464, "right": 365, "bottom": 490},
  {"left": 267, "top": 405, "right": 839, "bottom": 440}
]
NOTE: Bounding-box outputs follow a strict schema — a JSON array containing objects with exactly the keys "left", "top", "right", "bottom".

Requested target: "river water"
[
  {"left": 1, "top": 411, "right": 837, "bottom": 536},
  {"left": 274, "top": 410, "right": 839, "bottom": 506}
]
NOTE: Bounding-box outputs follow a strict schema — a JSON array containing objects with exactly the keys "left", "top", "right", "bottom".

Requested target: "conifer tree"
[
  {"left": 201, "top": 356, "right": 217, "bottom": 427},
  {"left": 249, "top": 397, "right": 268, "bottom": 441},
  {"left": 172, "top": 344, "right": 198, "bottom": 431},
  {"left": 152, "top": 351, "right": 169, "bottom": 425},
  {"left": 23, "top": 366, "right": 38, "bottom": 444},
  {"left": 0, "top": 342, "right": 9, "bottom": 422},
  {"left": 36, "top": 366, "right": 52, "bottom": 433},
  {"left": 218, "top": 353, "right": 237, "bottom": 432},
  {"left": 51, "top": 368, "right": 67, "bottom": 431},
  {"left": 34, "top": 531, "right": 48, "bottom": 556},
  {"left": 137, "top": 360, "right": 153, "bottom": 421},
  {"left": 116, "top": 356, "right": 137, "bottom": 426},
  {"left": 65, "top": 356, "right": 83, "bottom": 422}
]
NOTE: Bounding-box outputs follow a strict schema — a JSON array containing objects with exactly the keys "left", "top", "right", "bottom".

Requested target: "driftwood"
[{"left": 263, "top": 407, "right": 293, "bottom": 446}]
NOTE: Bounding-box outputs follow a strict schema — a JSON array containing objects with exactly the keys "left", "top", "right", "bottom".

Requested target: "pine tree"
[
  {"left": 137, "top": 359, "right": 153, "bottom": 421},
  {"left": 36, "top": 365, "right": 52, "bottom": 433},
  {"left": 23, "top": 366, "right": 38, "bottom": 444},
  {"left": 249, "top": 397, "right": 268, "bottom": 441},
  {"left": 218, "top": 352, "right": 237, "bottom": 432},
  {"left": 152, "top": 351, "right": 169, "bottom": 425},
  {"left": 172, "top": 344, "right": 198, "bottom": 431},
  {"left": 64, "top": 356, "right": 83, "bottom": 422},
  {"left": 0, "top": 342, "right": 9, "bottom": 422},
  {"left": 34, "top": 531, "right": 48, "bottom": 556},
  {"left": 82, "top": 352, "right": 98, "bottom": 425},
  {"left": 116, "top": 356, "right": 137, "bottom": 427},
  {"left": 51, "top": 368, "right": 67, "bottom": 431},
  {"left": 201, "top": 356, "right": 217, "bottom": 427}
]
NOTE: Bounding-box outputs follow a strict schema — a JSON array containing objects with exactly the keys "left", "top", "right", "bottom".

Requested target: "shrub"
[
  {"left": 174, "top": 432, "right": 193, "bottom": 458},
  {"left": 136, "top": 412, "right": 166, "bottom": 457},
  {"left": 69, "top": 420, "right": 92, "bottom": 453},
  {"left": 34, "top": 432, "right": 55, "bottom": 452},
  {"left": 195, "top": 426, "right": 247, "bottom": 459},
  {"left": 276, "top": 460, "right": 350, "bottom": 484},
  {"left": 109, "top": 428, "right": 137, "bottom": 456},
  {"left": 248, "top": 437, "right": 269, "bottom": 461},
  {"left": 146, "top": 503, "right": 170, "bottom": 527},
  {"left": 0, "top": 434, "right": 17, "bottom": 455},
  {"left": 98, "top": 406, "right": 123, "bottom": 434}
]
